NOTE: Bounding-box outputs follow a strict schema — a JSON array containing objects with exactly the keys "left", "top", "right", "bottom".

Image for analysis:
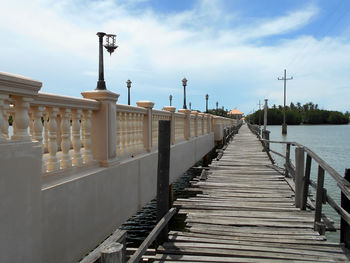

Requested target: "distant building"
[{"left": 228, "top": 108, "right": 244, "bottom": 120}]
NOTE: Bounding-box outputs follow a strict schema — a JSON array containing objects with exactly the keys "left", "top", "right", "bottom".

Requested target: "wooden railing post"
[
  {"left": 261, "top": 129, "right": 270, "bottom": 151},
  {"left": 295, "top": 147, "right": 305, "bottom": 209},
  {"left": 301, "top": 154, "right": 312, "bottom": 210},
  {"left": 341, "top": 169, "right": 350, "bottom": 248},
  {"left": 101, "top": 242, "right": 124, "bottom": 263},
  {"left": 314, "top": 165, "right": 326, "bottom": 234},
  {"left": 285, "top": 143, "right": 291, "bottom": 177},
  {"left": 156, "top": 120, "right": 171, "bottom": 244}
]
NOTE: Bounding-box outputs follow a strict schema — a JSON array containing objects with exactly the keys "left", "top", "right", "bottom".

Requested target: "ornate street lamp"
[
  {"left": 205, "top": 94, "right": 209, "bottom": 113},
  {"left": 169, "top": 95, "right": 172, "bottom": 106},
  {"left": 216, "top": 101, "right": 218, "bottom": 115},
  {"left": 182, "top": 78, "right": 187, "bottom": 109},
  {"left": 126, "top": 79, "right": 132, "bottom": 105},
  {"left": 96, "top": 32, "right": 118, "bottom": 90}
]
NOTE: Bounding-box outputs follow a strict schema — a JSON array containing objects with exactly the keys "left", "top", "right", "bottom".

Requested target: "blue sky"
[{"left": 1, "top": 0, "right": 350, "bottom": 114}]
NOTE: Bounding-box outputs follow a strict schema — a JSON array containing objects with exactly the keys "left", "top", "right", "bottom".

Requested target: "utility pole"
[
  {"left": 263, "top": 99, "right": 268, "bottom": 131},
  {"left": 257, "top": 100, "right": 262, "bottom": 129},
  {"left": 278, "top": 69, "right": 293, "bottom": 135}
]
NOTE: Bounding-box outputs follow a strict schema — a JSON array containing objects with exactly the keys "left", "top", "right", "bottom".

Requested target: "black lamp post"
[
  {"left": 216, "top": 101, "right": 218, "bottom": 115},
  {"left": 205, "top": 94, "right": 209, "bottom": 113},
  {"left": 126, "top": 79, "right": 131, "bottom": 105},
  {"left": 169, "top": 95, "right": 172, "bottom": 106},
  {"left": 182, "top": 78, "right": 187, "bottom": 109},
  {"left": 96, "top": 32, "right": 118, "bottom": 90},
  {"left": 189, "top": 102, "right": 192, "bottom": 110}
]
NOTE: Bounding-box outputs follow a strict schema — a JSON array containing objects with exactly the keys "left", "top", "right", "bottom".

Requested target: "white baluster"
[
  {"left": 123, "top": 112, "right": 128, "bottom": 154},
  {"left": 131, "top": 113, "right": 136, "bottom": 154},
  {"left": 82, "top": 110, "right": 93, "bottom": 163},
  {"left": 0, "top": 95, "right": 9, "bottom": 141},
  {"left": 47, "top": 107, "right": 59, "bottom": 172},
  {"left": 31, "top": 106, "right": 45, "bottom": 172},
  {"left": 60, "top": 108, "right": 72, "bottom": 169},
  {"left": 127, "top": 112, "right": 132, "bottom": 154},
  {"left": 11, "top": 96, "right": 32, "bottom": 141},
  {"left": 56, "top": 115, "right": 62, "bottom": 151},
  {"left": 43, "top": 113, "right": 49, "bottom": 153},
  {"left": 72, "top": 109, "right": 83, "bottom": 166},
  {"left": 136, "top": 113, "right": 141, "bottom": 151},
  {"left": 120, "top": 112, "right": 126, "bottom": 155},
  {"left": 116, "top": 112, "right": 121, "bottom": 156},
  {"left": 29, "top": 112, "right": 33, "bottom": 137},
  {"left": 139, "top": 113, "right": 144, "bottom": 151}
]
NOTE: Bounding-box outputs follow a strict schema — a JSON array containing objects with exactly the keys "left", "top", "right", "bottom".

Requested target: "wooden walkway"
[{"left": 153, "top": 124, "right": 349, "bottom": 262}]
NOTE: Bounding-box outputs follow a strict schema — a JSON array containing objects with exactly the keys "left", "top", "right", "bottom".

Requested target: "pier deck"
[{"left": 153, "top": 125, "right": 349, "bottom": 262}]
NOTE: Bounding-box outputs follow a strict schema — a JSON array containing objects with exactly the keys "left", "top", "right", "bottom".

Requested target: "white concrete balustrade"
[
  {"left": 0, "top": 72, "right": 236, "bottom": 174},
  {"left": 0, "top": 71, "right": 239, "bottom": 263}
]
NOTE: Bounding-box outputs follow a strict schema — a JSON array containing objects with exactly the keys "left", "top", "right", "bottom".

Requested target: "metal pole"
[
  {"left": 169, "top": 95, "right": 172, "bottom": 106},
  {"left": 205, "top": 94, "right": 209, "bottom": 113},
  {"left": 182, "top": 78, "right": 187, "bottom": 109},
  {"left": 96, "top": 32, "right": 106, "bottom": 90},
  {"left": 283, "top": 69, "right": 287, "bottom": 134},
  {"left": 128, "top": 88, "right": 130, "bottom": 105},
  {"left": 126, "top": 80, "right": 132, "bottom": 105},
  {"left": 216, "top": 102, "right": 218, "bottom": 115}
]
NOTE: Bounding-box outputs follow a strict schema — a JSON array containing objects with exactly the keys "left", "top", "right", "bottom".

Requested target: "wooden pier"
[{"left": 153, "top": 124, "right": 349, "bottom": 262}]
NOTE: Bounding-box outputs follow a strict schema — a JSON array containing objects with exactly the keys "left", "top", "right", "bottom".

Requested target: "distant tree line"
[{"left": 246, "top": 102, "right": 349, "bottom": 125}]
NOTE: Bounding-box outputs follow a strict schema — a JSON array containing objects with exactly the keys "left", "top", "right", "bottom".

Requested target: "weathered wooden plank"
[
  {"left": 153, "top": 254, "right": 317, "bottom": 263},
  {"left": 152, "top": 124, "right": 349, "bottom": 262},
  {"left": 162, "top": 241, "right": 346, "bottom": 258},
  {"left": 168, "top": 235, "right": 345, "bottom": 252},
  {"left": 157, "top": 245, "right": 348, "bottom": 261},
  {"left": 169, "top": 231, "right": 337, "bottom": 245},
  {"left": 127, "top": 208, "right": 176, "bottom": 263}
]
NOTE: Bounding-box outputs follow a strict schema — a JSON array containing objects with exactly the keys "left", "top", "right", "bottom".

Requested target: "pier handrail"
[
  {"left": 247, "top": 123, "right": 350, "bottom": 246},
  {"left": 247, "top": 131, "right": 350, "bottom": 249},
  {"left": 261, "top": 139, "right": 350, "bottom": 200}
]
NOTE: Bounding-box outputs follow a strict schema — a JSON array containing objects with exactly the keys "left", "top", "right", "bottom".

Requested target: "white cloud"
[{"left": 0, "top": 0, "right": 349, "bottom": 113}]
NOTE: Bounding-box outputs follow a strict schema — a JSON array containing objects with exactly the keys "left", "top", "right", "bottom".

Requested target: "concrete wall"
[
  {"left": 41, "top": 133, "right": 214, "bottom": 263},
  {"left": 0, "top": 142, "right": 42, "bottom": 263}
]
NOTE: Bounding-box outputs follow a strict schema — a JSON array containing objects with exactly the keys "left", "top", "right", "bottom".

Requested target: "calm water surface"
[{"left": 267, "top": 124, "right": 350, "bottom": 242}]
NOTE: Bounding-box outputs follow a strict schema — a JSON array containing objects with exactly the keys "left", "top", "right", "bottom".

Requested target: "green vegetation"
[
  {"left": 208, "top": 108, "right": 232, "bottom": 118},
  {"left": 246, "top": 102, "right": 349, "bottom": 125}
]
